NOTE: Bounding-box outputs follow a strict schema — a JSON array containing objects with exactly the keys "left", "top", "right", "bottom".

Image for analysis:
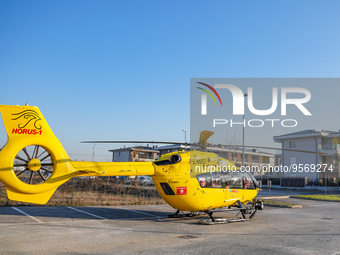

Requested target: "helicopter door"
[
  {"left": 223, "top": 172, "right": 244, "bottom": 203},
  {"left": 196, "top": 172, "right": 228, "bottom": 210}
]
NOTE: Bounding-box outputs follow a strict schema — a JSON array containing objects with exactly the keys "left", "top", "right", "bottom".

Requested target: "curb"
[
  {"left": 263, "top": 203, "right": 303, "bottom": 208},
  {"left": 290, "top": 196, "right": 340, "bottom": 203}
]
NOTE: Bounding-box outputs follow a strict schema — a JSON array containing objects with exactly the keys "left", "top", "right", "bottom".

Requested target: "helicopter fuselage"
[{"left": 152, "top": 150, "right": 259, "bottom": 212}]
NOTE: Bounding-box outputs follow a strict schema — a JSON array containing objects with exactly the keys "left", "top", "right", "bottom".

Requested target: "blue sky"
[{"left": 1, "top": 1, "right": 340, "bottom": 161}]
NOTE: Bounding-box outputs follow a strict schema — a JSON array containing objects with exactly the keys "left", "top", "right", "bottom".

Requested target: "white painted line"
[
  {"left": 115, "top": 207, "right": 158, "bottom": 217},
  {"left": 11, "top": 207, "right": 44, "bottom": 223},
  {"left": 259, "top": 196, "right": 290, "bottom": 199},
  {"left": 66, "top": 206, "right": 108, "bottom": 220}
]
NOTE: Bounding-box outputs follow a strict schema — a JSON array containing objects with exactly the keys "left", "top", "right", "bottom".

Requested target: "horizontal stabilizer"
[{"left": 6, "top": 187, "right": 57, "bottom": 205}]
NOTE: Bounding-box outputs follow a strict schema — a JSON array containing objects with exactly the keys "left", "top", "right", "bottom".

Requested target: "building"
[
  {"left": 156, "top": 144, "right": 189, "bottom": 156},
  {"left": 109, "top": 146, "right": 159, "bottom": 162},
  {"left": 274, "top": 130, "right": 340, "bottom": 186},
  {"left": 207, "top": 146, "right": 274, "bottom": 175}
]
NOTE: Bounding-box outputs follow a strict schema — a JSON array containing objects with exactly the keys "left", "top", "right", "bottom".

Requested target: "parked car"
[
  {"left": 125, "top": 176, "right": 136, "bottom": 185},
  {"left": 117, "top": 176, "right": 128, "bottom": 183},
  {"left": 137, "top": 176, "right": 154, "bottom": 186}
]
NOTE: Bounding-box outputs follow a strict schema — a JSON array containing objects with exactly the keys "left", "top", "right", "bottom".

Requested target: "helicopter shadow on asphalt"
[{"left": 0, "top": 204, "right": 254, "bottom": 225}]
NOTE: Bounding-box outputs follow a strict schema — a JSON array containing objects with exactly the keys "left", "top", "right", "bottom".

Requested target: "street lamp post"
[
  {"left": 182, "top": 129, "right": 187, "bottom": 151},
  {"left": 182, "top": 129, "right": 187, "bottom": 144},
  {"left": 242, "top": 94, "right": 248, "bottom": 167}
]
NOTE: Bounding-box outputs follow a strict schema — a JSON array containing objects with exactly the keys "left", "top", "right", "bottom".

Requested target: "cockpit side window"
[
  {"left": 197, "top": 173, "right": 212, "bottom": 188},
  {"left": 243, "top": 172, "right": 256, "bottom": 189},
  {"left": 225, "top": 172, "right": 243, "bottom": 189},
  {"left": 197, "top": 171, "right": 246, "bottom": 189}
]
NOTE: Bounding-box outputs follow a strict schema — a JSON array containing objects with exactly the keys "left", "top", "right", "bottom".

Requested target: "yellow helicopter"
[{"left": 0, "top": 104, "right": 266, "bottom": 224}]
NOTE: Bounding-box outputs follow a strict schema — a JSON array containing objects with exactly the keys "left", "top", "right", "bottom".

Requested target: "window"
[
  {"left": 290, "top": 157, "right": 296, "bottom": 165},
  {"left": 196, "top": 173, "right": 219, "bottom": 188},
  {"left": 224, "top": 172, "right": 243, "bottom": 189},
  {"left": 289, "top": 141, "right": 296, "bottom": 148},
  {"left": 262, "top": 157, "right": 269, "bottom": 164},
  {"left": 245, "top": 154, "right": 249, "bottom": 162},
  {"left": 251, "top": 155, "right": 259, "bottom": 163},
  {"left": 243, "top": 172, "right": 256, "bottom": 189},
  {"left": 196, "top": 171, "right": 258, "bottom": 189}
]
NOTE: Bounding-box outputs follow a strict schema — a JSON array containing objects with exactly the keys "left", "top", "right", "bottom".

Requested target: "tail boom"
[
  {"left": 0, "top": 104, "right": 154, "bottom": 204},
  {"left": 72, "top": 161, "right": 155, "bottom": 177}
]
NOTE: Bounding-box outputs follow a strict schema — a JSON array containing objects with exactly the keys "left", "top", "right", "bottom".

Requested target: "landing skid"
[
  {"left": 168, "top": 210, "right": 204, "bottom": 218},
  {"left": 198, "top": 218, "right": 249, "bottom": 225},
  {"left": 168, "top": 200, "right": 264, "bottom": 224},
  {"left": 198, "top": 200, "right": 263, "bottom": 225}
]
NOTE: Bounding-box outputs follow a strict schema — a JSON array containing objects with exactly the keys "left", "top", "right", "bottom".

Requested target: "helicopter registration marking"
[{"left": 177, "top": 186, "right": 187, "bottom": 195}]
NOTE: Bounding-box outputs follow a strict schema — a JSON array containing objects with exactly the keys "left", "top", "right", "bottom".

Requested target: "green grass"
[
  {"left": 262, "top": 200, "right": 300, "bottom": 207},
  {"left": 295, "top": 194, "right": 340, "bottom": 201}
]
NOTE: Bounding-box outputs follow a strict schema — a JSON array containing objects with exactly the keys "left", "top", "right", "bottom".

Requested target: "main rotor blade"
[
  {"left": 221, "top": 145, "right": 326, "bottom": 154},
  {"left": 81, "top": 140, "right": 188, "bottom": 145}
]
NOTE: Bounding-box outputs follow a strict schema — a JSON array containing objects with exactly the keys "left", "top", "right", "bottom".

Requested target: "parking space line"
[
  {"left": 66, "top": 206, "right": 108, "bottom": 220},
  {"left": 11, "top": 207, "right": 44, "bottom": 223}
]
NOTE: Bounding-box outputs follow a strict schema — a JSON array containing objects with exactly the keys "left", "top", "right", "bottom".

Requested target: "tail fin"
[
  {"left": 0, "top": 105, "right": 73, "bottom": 204},
  {"left": 0, "top": 105, "right": 155, "bottom": 204},
  {"left": 1, "top": 105, "right": 57, "bottom": 141}
]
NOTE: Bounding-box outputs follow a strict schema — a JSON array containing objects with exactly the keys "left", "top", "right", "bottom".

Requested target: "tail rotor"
[{"left": 13, "top": 145, "right": 54, "bottom": 185}]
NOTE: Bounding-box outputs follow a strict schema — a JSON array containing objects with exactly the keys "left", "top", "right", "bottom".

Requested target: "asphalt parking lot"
[{"left": 0, "top": 197, "right": 340, "bottom": 255}]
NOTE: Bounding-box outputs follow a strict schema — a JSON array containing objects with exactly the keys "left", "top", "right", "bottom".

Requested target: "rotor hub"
[{"left": 28, "top": 158, "right": 41, "bottom": 172}]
